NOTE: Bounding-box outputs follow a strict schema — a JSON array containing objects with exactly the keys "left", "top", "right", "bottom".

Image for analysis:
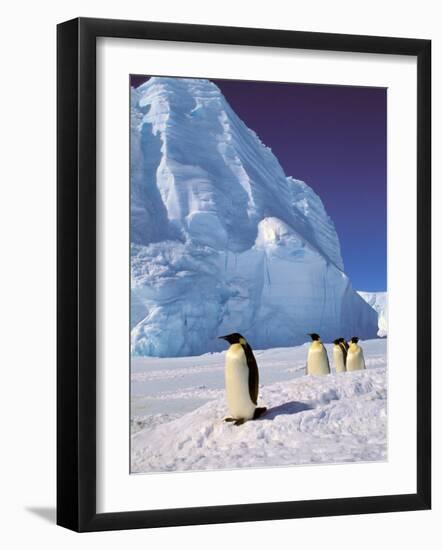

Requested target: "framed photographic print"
[{"left": 57, "top": 17, "right": 431, "bottom": 532}]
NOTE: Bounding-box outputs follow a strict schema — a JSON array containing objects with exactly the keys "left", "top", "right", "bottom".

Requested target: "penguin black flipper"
[
  {"left": 242, "top": 342, "right": 259, "bottom": 405},
  {"left": 338, "top": 342, "right": 348, "bottom": 365}
]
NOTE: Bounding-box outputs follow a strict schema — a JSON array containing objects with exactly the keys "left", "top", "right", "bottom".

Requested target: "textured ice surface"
[
  {"left": 131, "top": 339, "right": 387, "bottom": 472},
  {"left": 357, "top": 291, "right": 388, "bottom": 337},
  {"left": 131, "top": 77, "right": 378, "bottom": 357}
]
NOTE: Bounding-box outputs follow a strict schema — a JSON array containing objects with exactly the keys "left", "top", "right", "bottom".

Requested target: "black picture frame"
[{"left": 57, "top": 17, "right": 431, "bottom": 532}]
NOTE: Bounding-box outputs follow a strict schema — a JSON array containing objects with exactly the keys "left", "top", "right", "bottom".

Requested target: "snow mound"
[
  {"left": 131, "top": 366, "right": 387, "bottom": 473},
  {"left": 131, "top": 77, "right": 378, "bottom": 356},
  {"left": 357, "top": 291, "right": 388, "bottom": 337}
]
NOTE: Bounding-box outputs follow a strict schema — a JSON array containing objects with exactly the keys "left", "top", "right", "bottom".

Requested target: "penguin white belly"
[
  {"left": 307, "top": 346, "right": 330, "bottom": 376},
  {"left": 333, "top": 347, "right": 346, "bottom": 373},
  {"left": 347, "top": 347, "right": 366, "bottom": 371},
  {"left": 225, "top": 344, "right": 256, "bottom": 420}
]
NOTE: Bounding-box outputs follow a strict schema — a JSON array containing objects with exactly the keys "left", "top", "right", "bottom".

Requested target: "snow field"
[{"left": 131, "top": 339, "right": 387, "bottom": 473}]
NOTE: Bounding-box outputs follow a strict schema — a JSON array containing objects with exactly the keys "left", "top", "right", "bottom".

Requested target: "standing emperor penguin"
[
  {"left": 333, "top": 338, "right": 347, "bottom": 373},
  {"left": 219, "top": 333, "right": 267, "bottom": 426},
  {"left": 307, "top": 333, "right": 330, "bottom": 376},
  {"left": 346, "top": 336, "right": 366, "bottom": 371}
]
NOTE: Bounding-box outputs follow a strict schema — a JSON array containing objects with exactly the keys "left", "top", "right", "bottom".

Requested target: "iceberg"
[{"left": 131, "top": 77, "right": 378, "bottom": 357}]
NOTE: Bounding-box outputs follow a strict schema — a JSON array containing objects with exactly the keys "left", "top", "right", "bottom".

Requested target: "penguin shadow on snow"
[{"left": 260, "top": 400, "right": 313, "bottom": 420}]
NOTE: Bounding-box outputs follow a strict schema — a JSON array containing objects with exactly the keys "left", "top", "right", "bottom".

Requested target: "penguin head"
[
  {"left": 218, "top": 333, "right": 247, "bottom": 346},
  {"left": 308, "top": 333, "right": 321, "bottom": 342},
  {"left": 333, "top": 339, "right": 341, "bottom": 346},
  {"left": 350, "top": 336, "right": 359, "bottom": 344},
  {"left": 338, "top": 338, "right": 346, "bottom": 344}
]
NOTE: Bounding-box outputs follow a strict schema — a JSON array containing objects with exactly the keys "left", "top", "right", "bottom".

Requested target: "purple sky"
[{"left": 131, "top": 75, "right": 387, "bottom": 292}]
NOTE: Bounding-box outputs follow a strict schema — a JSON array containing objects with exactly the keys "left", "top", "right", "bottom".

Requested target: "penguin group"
[
  {"left": 307, "top": 333, "right": 366, "bottom": 376},
  {"left": 218, "top": 331, "right": 366, "bottom": 426}
]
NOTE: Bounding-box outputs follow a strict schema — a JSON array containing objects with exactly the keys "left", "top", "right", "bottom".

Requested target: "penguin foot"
[
  {"left": 224, "top": 417, "right": 235, "bottom": 422},
  {"left": 253, "top": 407, "right": 267, "bottom": 420},
  {"left": 233, "top": 419, "right": 245, "bottom": 426}
]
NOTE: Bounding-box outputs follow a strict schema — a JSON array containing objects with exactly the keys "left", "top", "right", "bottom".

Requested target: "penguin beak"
[{"left": 218, "top": 335, "right": 228, "bottom": 340}]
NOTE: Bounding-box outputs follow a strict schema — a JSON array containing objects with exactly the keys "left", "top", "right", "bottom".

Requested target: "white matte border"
[{"left": 96, "top": 37, "right": 417, "bottom": 513}]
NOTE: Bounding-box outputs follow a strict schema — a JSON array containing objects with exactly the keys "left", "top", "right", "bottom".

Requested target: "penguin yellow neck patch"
[
  {"left": 228, "top": 343, "right": 243, "bottom": 353},
  {"left": 239, "top": 337, "right": 246, "bottom": 346}
]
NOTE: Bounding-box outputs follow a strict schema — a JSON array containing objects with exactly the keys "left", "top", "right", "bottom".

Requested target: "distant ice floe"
[{"left": 357, "top": 291, "right": 388, "bottom": 337}]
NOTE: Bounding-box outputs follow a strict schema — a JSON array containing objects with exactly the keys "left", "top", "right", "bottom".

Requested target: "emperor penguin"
[
  {"left": 219, "top": 333, "right": 267, "bottom": 426},
  {"left": 346, "top": 336, "right": 366, "bottom": 371},
  {"left": 306, "top": 333, "right": 330, "bottom": 376},
  {"left": 333, "top": 338, "right": 347, "bottom": 373}
]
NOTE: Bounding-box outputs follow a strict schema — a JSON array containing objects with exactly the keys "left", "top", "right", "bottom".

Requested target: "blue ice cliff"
[{"left": 130, "top": 77, "right": 378, "bottom": 357}]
